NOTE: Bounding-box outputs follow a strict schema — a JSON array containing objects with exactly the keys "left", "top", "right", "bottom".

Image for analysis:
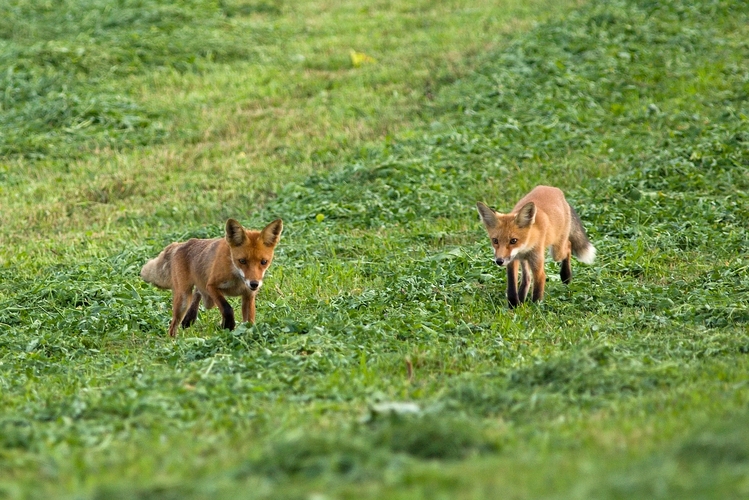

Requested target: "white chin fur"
[
  {"left": 232, "top": 264, "right": 245, "bottom": 279},
  {"left": 510, "top": 245, "right": 528, "bottom": 260},
  {"left": 577, "top": 245, "right": 597, "bottom": 264}
]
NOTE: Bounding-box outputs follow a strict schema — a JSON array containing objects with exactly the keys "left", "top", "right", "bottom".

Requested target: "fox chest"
[{"left": 217, "top": 276, "right": 249, "bottom": 296}]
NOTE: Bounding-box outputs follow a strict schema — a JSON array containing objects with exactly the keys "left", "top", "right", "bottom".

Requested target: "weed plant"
[{"left": 1, "top": 0, "right": 749, "bottom": 498}]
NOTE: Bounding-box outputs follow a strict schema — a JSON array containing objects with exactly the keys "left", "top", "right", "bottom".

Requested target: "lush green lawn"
[
  {"left": 2, "top": 0, "right": 749, "bottom": 498},
  {"left": 0, "top": 0, "right": 574, "bottom": 260}
]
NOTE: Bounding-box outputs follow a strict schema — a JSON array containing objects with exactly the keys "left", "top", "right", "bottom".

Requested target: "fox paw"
[
  {"left": 181, "top": 312, "right": 198, "bottom": 329},
  {"left": 221, "top": 316, "right": 236, "bottom": 331}
]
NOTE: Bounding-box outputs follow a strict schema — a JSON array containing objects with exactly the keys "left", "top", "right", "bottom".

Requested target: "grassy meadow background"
[{"left": 1, "top": 0, "right": 749, "bottom": 498}]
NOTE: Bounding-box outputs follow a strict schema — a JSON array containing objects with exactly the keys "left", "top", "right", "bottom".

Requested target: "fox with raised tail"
[
  {"left": 141, "top": 218, "right": 283, "bottom": 337},
  {"left": 476, "top": 186, "right": 595, "bottom": 308}
]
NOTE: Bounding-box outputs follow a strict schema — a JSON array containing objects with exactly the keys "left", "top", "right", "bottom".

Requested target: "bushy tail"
[
  {"left": 140, "top": 243, "right": 179, "bottom": 289},
  {"left": 568, "top": 203, "right": 596, "bottom": 264}
]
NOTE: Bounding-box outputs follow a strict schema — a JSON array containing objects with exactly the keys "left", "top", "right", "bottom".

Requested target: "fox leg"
[
  {"left": 529, "top": 250, "right": 546, "bottom": 302},
  {"left": 181, "top": 292, "right": 201, "bottom": 329},
  {"left": 560, "top": 257, "right": 572, "bottom": 285},
  {"left": 519, "top": 260, "right": 532, "bottom": 303},
  {"left": 168, "top": 287, "right": 191, "bottom": 337},
  {"left": 553, "top": 240, "right": 573, "bottom": 285},
  {"left": 506, "top": 260, "right": 520, "bottom": 308},
  {"left": 241, "top": 292, "right": 257, "bottom": 324},
  {"left": 206, "top": 285, "right": 235, "bottom": 331}
]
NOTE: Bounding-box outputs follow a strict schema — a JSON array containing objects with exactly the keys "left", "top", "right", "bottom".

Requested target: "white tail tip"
[{"left": 577, "top": 245, "right": 596, "bottom": 264}]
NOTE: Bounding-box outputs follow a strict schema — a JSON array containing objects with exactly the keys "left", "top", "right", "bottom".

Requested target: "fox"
[
  {"left": 141, "top": 218, "right": 283, "bottom": 337},
  {"left": 476, "top": 185, "right": 595, "bottom": 308}
]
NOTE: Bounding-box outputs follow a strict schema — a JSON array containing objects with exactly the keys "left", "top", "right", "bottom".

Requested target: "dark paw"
[
  {"left": 221, "top": 315, "right": 236, "bottom": 331},
  {"left": 561, "top": 261, "right": 572, "bottom": 284},
  {"left": 181, "top": 312, "right": 198, "bottom": 329},
  {"left": 561, "top": 271, "right": 572, "bottom": 285}
]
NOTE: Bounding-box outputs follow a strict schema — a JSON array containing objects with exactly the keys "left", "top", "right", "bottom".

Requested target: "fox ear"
[
  {"left": 476, "top": 202, "right": 498, "bottom": 230},
  {"left": 260, "top": 219, "right": 283, "bottom": 247},
  {"left": 515, "top": 202, "right": 536, "bottom": 228},
  {"left": 225, "top": 219, "right": 246, "bottom": 247}
]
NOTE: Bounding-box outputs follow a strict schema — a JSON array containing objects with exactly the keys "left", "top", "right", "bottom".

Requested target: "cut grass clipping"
[{"left": 1, "top": 0, "right": 749, "bottom": 498}]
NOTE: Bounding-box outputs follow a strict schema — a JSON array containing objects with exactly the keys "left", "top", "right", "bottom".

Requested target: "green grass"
[
  {"left": 2, "top": 0, "right": 749, "bottom": 498},
  {"left": 0, "top": 0, "right": 573, "bottom": 256}
]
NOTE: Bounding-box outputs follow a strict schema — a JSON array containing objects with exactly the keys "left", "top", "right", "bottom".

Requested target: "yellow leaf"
[{"left": 350, "top": 50, "right": 376, "bottom": 68}]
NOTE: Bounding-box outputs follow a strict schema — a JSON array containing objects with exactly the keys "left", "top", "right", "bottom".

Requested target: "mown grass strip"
[{"left": 1, "top": 0, "right": 749, "bottom": 498}]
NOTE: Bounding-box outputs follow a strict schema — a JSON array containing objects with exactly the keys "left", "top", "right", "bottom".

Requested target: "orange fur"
[
  {"left": 141, "top": 219, "right": 283, "bottom": 337},
  {"left": 477, "top": 186, "right": 595, "bottom": 307}
]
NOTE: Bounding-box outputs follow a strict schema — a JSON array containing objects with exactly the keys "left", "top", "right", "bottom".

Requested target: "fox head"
[
  {"left": 476, "top": 201, "right": 535, "bottom": 267},
  {"left": 225, "top": 218, "right": 283, "bottom": 292}
]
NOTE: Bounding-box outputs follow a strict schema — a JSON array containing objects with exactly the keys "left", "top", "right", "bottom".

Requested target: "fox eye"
[
  {"left": 491, "top": 238, "right": 499, "bottom": 245},
  {"left": 238, "top": 258, "right": 247, "bottom": 265},
  {"left": 260, "top": 259, "right": 268, "bottom": 266},
  {"left": 509, "top": 238, "right": 518, "bottom": 245}
]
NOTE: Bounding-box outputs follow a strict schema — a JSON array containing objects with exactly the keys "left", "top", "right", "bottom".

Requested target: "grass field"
[{"left": 1, "top": 0, "right": 749, "bottom": 498}]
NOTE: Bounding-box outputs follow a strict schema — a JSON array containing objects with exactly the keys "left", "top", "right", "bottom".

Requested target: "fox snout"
[
  {"left": 494, "top": 257, "right": 507, "bottom": 266},
  {"left": 248, "top": 280, "right": 261, "bottom": 291}
]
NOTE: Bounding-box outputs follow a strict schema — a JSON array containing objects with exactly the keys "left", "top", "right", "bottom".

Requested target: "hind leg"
[
  {"left": 560, "top": 256, "right": 572, "bottom": 285},
  {"left": 553, "top": 240, "right": 573, "bottom": 285},
  {"left": 181, "top": 292, "right": 201, "bottom": 329},
  {"left": 168, "top": 287, "right": 191, "bottom": 337}
]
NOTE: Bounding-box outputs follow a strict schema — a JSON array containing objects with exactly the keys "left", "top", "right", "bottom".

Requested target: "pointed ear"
[
  {"left": 476, "top": 202, "right": 498, "bottom": 230},
  {"left": 515, "top": 202, "right": 536, "bottom": 228},
  {"left": 260, "top": 219, "right": 283, "bottom": 247},
  {"left": 225, "top": 218, "right": 246, "bottom": 247}
]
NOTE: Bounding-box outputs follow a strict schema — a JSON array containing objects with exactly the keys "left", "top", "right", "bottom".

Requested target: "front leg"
[
  {"left": 506, "top": 260, "right": 520, "bottom": 308},
  {"left": 530, "top": 250, "right": 547, "bottom": 302},
  {"left": 519, "top": 259, "right": 532, "bottom": 303},
  {"left": 241, "top": 292, "right": 256, "bottom": 324},
  {"left": 218, "top": 297, "right": 236, "bottom": 330},
  {"left": 206, "top": 285, "right": 235, "bottom": 330}
]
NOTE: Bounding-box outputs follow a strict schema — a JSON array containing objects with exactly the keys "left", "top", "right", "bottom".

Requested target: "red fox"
[
  {"left": 141, "top": 219, "right": 283, "bottom": 337},
  {"left": 477, "top": 186, "right": 595, "bottom": 308}
]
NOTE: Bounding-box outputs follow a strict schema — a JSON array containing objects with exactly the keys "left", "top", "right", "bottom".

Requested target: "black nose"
[
  {"left": 495, "top": 258, "right": 504, "bottom": 266},
  {"left": 249, "top": 281, "right": 260, "bottom": 290}
]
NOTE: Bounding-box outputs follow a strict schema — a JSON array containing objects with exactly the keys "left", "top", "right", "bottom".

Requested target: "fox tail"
[
  {"left": 568, "top": 203, "right": 596, "bottom": 264},
  {"left": 140, "top": 243, "right": 179, "bottom": 289}
]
